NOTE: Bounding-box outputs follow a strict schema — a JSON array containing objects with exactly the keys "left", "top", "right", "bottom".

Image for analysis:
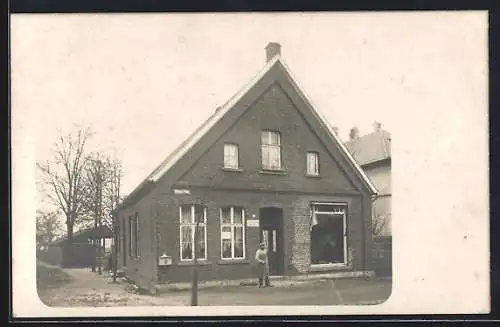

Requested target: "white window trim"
[
  {"left": 223, "top": 143, "right": 239, "bottom": 169},
  {"left": 220, "top": 207, "right": 246, "bottom": 260},
  {"left": 261, "top": 130, "right": 282, "bottom": 170},
  {"left": 179, "top": 205, "right": 208, "bottom": 262},
  {"left": 306, "top": 151, "right": 320, "bottom": 175},
  {"left": 310, "top": 203, "right": 348, "bottom": 268}
]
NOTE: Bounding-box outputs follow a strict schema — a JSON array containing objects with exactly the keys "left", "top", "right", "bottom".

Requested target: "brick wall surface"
[
  {"left": 148, "top": 188, "right": 369, "bottom": 283},
  {"left": 118, "top": 189, "right": 373, "bottom": 287},
  {"left": 179, "top": 83, "right": 360, "bottom": 195},
  {"left": 116, "top": 194, "right": 158, "bottom": 290}
]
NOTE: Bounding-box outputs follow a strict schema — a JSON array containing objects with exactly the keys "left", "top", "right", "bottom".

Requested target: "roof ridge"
[{"left": 122, "top": 53, "right": 378, "bottom": 206}]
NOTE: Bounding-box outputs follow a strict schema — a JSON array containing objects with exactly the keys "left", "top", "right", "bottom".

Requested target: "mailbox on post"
[{"left": 158, "top": 253, "right": 172, "bottom": 266}]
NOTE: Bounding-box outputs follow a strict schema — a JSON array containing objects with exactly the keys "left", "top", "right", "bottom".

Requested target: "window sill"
[
  {"left": 309, "top": 264, "right": 350, "bottom": 272},
  {"left": 217, "top": 259, "right": 249, "bottom": 265},
  {"left": 177, "top": 260, "right": 212, "bottom": 266},
  {"left": 258, "top": 169, "right": 287, "bottom": 175},
  {"left": 221, "top": 167, "right": 244, "bottom": 172},
  {"left": 305, "top": 173, "right": 321, "bottom": 178}
]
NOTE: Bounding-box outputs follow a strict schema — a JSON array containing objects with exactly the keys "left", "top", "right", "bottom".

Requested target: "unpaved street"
[
  {"left": 37, "top": 265, "right": 187, "bottom": 306},
  {"left": 37, "top": 263, "right": 391, "bottom": 307}
]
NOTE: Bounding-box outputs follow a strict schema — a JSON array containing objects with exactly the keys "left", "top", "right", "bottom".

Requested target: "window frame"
[
  {"left": 134, "top": 213, "right": 140, "bottom": 258},
  {"left": 310, "top": 203, "right": 348, "bottom": 268},
  {"left": 306, "top": 151, "right": 320, "bottom": 176},
  {"left": 179, "top": 204, "right": 208, "bottom": 262},
  {"left": 223, "top": 143, "right": 240, "bottom": 170},
  {"left": 261, "top": 130, "right": 282, "bottom": 170},
  {"left": 220, "top": 206, "right": 246, "bottom": 260},
  {"left": 128, "top": 216, "right": 133, "bottom": 257}
]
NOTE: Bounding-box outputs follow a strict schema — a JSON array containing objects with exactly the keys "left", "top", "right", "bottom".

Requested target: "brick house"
[{"left": 116, "top": 42, "right": 378, "bottom": 289}]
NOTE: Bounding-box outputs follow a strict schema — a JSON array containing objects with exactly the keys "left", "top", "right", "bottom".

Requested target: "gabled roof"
[
  {"left": 345, "top": 129, "right": 391, "bottom": 166},
  {"left": 124, "top": 54, "right": 378, "bottom": 203}
]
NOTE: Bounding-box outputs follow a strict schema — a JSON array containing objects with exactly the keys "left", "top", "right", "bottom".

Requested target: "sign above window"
[{"left": 247, "top": 219, "right": 259, "bottom": 227}]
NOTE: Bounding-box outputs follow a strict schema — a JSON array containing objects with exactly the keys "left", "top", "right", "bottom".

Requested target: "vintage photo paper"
[{"left": 11, "top": 11, "right": 489, "bottom": 317}]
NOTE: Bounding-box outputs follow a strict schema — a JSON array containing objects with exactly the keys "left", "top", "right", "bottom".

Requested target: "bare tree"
[
  {"left": 372, "top": 208, "right": 388, "bottom": 237},
  {"left": 81, "top": 152, "right": 123, "bottom": 274},
  {"left": 37, "top": 127, "right": 93, "bottom": 266},
  {"left": 82, "top": 153, "right": 123, "bottom": 229},
  {"left": 36, "top": 210, "right": 63, "bottom": 251}
]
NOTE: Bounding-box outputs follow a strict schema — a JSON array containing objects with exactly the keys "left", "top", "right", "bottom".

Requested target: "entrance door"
[{"left": 260, "top": 207, "right": 284, "bottom": 275}]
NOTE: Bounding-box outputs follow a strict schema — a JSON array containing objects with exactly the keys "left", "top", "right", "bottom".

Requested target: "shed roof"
[{"left": 50, "top": 225, "right": 113, "bottom": 246}]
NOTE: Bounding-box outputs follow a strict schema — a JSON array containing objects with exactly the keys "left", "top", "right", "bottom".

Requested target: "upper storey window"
[{"left": 261, "top": 130, "right": 281, "bottom": 170}]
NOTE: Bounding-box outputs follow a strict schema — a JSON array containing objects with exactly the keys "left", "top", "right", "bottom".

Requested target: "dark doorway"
[{"left": 259, "top": 207, "right": 284, "bottom": 275}]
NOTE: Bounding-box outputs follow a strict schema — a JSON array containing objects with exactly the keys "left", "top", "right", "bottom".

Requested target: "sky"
[{"left": 11, "top": 12, "right": 486, "bottom": 197}]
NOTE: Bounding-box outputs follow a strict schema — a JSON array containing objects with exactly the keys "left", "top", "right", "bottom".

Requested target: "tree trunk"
[{"left": 64, "top": 221, "right": 74, "bottom": 268}]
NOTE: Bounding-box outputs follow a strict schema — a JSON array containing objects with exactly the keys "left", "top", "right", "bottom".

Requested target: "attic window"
[{"left": 261, "top": 130, "right": 281, "bottom": 170}]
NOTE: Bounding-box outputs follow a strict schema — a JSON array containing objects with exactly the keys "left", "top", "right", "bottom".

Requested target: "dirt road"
[{"left": 37, "top": 263, "right": 391, "bottom": 307}]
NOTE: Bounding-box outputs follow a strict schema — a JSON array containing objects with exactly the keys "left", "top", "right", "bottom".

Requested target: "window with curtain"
[
  {"left": 261, "top": 130, "right": 281, "bottom": 170},
  {"left": 220, "top": 206, "right": 245, "bottom": 259},
  {"left": 224, "top": 143, "right": 239, "bottom": 169},
  {"left": 179, "top": 204, "right": 207, "bottom": 261},
  {"left": 306, "top": 151, "right": 320, "bottom": 175}
]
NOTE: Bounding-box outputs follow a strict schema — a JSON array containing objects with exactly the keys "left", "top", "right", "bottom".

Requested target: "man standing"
[{"left": 255, "top": 242, "right": 272, "bottom": 288}]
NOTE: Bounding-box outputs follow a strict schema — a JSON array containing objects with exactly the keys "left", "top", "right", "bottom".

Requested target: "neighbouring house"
[
  {"left": 41, "top": 225, "right": 113, "bottom": 268},
  {"left": 344, "top": 123, "right": 392, "bottom": 237},
  {"left": 116, "top": 42, "right": 378, "bottom": 289},
  {"left": 345, "top": 123, "right": 392, "bottom": 277}
]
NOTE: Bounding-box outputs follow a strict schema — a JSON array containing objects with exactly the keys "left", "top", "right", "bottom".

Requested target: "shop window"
[{"left": 310, "top": 203, "right": 347, "bottom": 266}]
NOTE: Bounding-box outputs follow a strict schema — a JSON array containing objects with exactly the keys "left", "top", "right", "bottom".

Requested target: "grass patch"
[{"left": 36, "top": 261, "right": 73, "bottom": 290}]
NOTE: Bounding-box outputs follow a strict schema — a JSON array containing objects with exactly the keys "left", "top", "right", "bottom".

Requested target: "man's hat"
[{"left": 259, "top": 242, "right": 266, "bottom": 246}]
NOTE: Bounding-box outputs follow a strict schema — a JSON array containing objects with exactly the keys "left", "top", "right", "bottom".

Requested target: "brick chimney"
[
  {"left": 349, "top": 126, "right": 360, "bottom": 141},
  {"left": 265, "top": 42, "right": 281, "bottom": 62},
  {"left": 373, "top": 121, "right": 382, "bottom": 132}
]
